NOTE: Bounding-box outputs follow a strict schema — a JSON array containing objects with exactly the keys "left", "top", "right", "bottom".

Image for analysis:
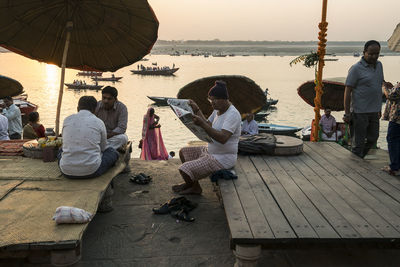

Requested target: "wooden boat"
[
  {"left": 76, "top": 71, "right": 102, "bottom": 77},
  {"left": 131, "top": 68, "right": 179, "bottom": 76},
  {"left": 258, "top": 123, "right": 302, "bottom": 135},
  {"left": 254, "top": 111, "right": 269, "bottom": 121},
  {"left": 147, "top": 96, "right": 177, "bottom": 106},
  {"left": 325, "top": 58, "right": 339, "bottom": 61},
  {"left": 65, "top": 83, "right": 103, "bottom": 90},
  {"left": 91, "top": 76, "right": 122, "bottom": 82}
]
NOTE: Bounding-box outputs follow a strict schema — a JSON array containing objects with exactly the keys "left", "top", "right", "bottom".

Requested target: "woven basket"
[{"left": 22, "top": 140, "right": 59, "bottom": 159}]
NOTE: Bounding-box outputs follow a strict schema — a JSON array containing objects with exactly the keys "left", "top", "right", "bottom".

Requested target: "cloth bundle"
[
  {"left": 238, "top": 133, "right": 276, "bottom": 155},
  {"left": 52, "top": 206, "right": 92, "bottom": 224},
  {"left": 210, "top": 169, "right": 237, "bottom": 183}
]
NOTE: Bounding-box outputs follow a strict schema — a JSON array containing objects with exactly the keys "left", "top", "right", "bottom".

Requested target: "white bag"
[{"left": 52, "top": 206, "right": 92, "bottom": 224}]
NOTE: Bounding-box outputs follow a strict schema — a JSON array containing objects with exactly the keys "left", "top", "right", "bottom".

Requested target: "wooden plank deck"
[{"left": 219, "top": 142, "right": 400, "bottom": 249}]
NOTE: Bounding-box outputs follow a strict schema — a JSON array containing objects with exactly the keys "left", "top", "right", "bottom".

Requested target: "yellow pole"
[
  {"left": 312, "top": 0, "right": 328, "bottom": 142},
  {"left": 55, "top": 21, "right": 73, "bottom": 136}
]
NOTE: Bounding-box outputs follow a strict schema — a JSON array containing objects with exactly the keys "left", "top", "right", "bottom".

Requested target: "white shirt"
[
  {"left": 60, "top": 110, "right": 107, "bottom": 176},
  {"left": 241, "top": 119, "right": 259, "bottom": 135},
  {"left": 207, "top": 105, "right": 241, "bottom": 169},
  {"left": 1, "top": 104, "right": 22, "bottom": 135},
  {"left": 0, "top": 114, "right": 9, "bottom": 140}
]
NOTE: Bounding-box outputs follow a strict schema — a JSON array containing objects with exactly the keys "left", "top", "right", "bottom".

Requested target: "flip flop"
[
  {"left": 172, "top": 209, "right": 195, "bottom": 222},
  {"left": 129, "top": 174, "right": 151, "bottom": 185}
]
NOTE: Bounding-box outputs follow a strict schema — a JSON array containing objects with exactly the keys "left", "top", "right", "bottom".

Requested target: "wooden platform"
[{"left": 219, "top": 142, "right": 400, "bottom": 265}]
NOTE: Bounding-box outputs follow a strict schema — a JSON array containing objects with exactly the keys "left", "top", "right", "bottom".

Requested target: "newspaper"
[{"left": 167, "top": 99, "right": 213, "bottom": 143}]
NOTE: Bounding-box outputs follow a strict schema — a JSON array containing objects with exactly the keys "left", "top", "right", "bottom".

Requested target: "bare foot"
[
  {"left": 178, "top": 186, "right": 202, "bottom": 195},
  {"left": 172, "top": 183, "right": 190, "bottom": 193}
]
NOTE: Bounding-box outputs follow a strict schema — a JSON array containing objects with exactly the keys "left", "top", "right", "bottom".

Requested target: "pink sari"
[{"left": 140, "top": 108, "right": 169, "bottom": 160}]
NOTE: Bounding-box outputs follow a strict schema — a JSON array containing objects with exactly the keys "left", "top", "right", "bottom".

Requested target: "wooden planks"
[{"left": 222, "top": 142, "right": 400, "bottom": 247}]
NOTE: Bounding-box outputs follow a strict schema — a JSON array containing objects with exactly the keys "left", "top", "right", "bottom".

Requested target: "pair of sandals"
[
  {"left": 130, "top": 173, "right": 152, "bottom": 185},
  {"left": 152, "top": 196, "right": 197, "bottom": 222},
  {"left": 381, "top": 166, "right": 400, "bottom": 176}
]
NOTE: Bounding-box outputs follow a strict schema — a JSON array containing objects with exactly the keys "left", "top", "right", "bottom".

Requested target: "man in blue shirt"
[
  {"left": 1, "top": 96, "right": 22, "bottom": 139},
  {"left": 344, "top": 40, "right": 390, "bottom": 158}
]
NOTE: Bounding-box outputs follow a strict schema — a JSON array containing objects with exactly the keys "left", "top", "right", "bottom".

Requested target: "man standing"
[
  {"left": 0, "top": 113, "right": 9, "bottom": 140},
  {"left": 172, "top": 80, "right": 242, "bottom": 195},
  {"left": 1, "top": 96, "right": 22, "bottom": 139},
  {"left": 95, "top": 86, "right": 128, "bottom": 150},
  {"left": 59, "top": 96, "right": 119, "bottom": 178},
  {"left": 343, "top": 40, "right": 389, "bottom": 158}
]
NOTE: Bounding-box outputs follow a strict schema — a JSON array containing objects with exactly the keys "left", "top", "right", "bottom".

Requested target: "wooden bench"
[{"left": 219, "top": 142, "right": 400, "bottom": 266}]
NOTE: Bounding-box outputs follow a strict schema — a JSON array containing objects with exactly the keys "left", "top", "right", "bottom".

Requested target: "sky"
[{"left": 148, "top": 0, "right": 400, "bottom": 41}]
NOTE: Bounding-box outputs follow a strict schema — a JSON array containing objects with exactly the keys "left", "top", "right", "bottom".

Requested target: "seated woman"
[
  {"left": 140, "top": 107, "right": 169, "bottom": 160},
  {"left": 23, "top": 112, "right": 45, "bottom": 139}
]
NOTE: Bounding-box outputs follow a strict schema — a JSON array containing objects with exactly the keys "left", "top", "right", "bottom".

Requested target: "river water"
[{"left": 1, "top": 52, "right": 399, "bottom": 156}]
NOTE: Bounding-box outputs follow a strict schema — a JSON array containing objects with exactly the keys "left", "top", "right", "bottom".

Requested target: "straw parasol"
[
  {"left": 0, "top": 75, "right": 23, "bottom": 99},
  {"left": 177, "top": 75, "right": 266, "bottom": 118},
  {"left": 297, "top": 78, "right": 345, "bottom": 111},
  {"left": 0, "top": 0, "right": 159, "bottom": 134},
  {"left": 388, "top": 23, "right": 400, "bottom": 52}
]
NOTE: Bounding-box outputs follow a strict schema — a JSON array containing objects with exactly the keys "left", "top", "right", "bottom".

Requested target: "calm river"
[{"left": 1, "top": 53, "right": 399, "bottom": 156}]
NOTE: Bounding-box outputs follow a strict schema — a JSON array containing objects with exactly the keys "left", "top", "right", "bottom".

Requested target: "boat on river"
[
  {"left": 131, "top": 67, "right": 179, "bottom": 76},
  {"left": 258, "top": 123, "right": 302, "bottom": 135},
  {"left": 76, "top": 71, "right": 102, "bottom": 77},
  {"left": 65, "top": 83, "right": 103, "bottom": 90},
  {"left": 91, "top": 76, "right": 122, "bottom": 82},
  {"left": 147, "top": 96, "right": 177, "bottom": 106}
]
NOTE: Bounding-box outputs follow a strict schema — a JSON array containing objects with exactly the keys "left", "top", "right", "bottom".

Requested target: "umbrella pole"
[
  {"left": 312, "top": 0, "right": 328, "bottom": 142},
  {"left": 55, "top": 22, "right": 73, "bottom": 136}
]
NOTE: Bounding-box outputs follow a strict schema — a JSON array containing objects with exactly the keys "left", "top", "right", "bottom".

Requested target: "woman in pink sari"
[{"left": 140, "top": 108, "right": 169, "bottom": 160}]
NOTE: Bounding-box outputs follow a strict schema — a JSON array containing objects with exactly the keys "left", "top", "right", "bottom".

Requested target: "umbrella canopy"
[
  {"left": 388, "top": 23, "right": 400, "bottom": 52},
  {"left": 297, "top": 78, "right": 345, "bottom": 111},
  {"left": 0, "top": 0, "right": 159, "bottom": 72},
  {"left": 177, "top": 75, "right": 266, "bottom": 118},
  {"left": 0, "top": 75, "right": 23, "bottom": 99}
]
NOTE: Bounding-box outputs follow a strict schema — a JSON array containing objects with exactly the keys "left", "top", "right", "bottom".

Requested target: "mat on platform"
[{"left": 0, "top": 151, "right": 127, "bottom": 249}]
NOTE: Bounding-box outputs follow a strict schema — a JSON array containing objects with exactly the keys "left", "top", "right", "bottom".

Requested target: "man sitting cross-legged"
[
  {"left": 59, "top": 96, "right": 119, "bottom": 179},
  {"left": 172, "top": 80, "right": 242, "bottom": 195}
]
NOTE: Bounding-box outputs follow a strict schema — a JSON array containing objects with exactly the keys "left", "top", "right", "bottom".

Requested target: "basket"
[{"left": 22, "top": 140, "right": 59, "bottom": 159}]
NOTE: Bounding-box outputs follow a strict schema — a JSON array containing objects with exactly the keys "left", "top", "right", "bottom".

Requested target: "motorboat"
[
  {"left": 131, "top": 67, "right": 179, "bottom": 76},
  {"left": 76, "top": 71, "right": 102, "bottom": 77},
  {"left": 258, "top": 123, "right": 302, "bottom": 135},
  {"left": 65, "top": 83, "right": 103, "bottom": 90},
  {"left": 91, "top": 76, "right": 122, "bottom": 82}
]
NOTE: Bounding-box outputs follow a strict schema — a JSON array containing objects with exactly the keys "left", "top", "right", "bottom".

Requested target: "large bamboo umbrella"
[
  {"left": 0, "top": 0, "right": 159, "bottom": 134},
  {"left": 388, "top": 23, "right": 400, "bottom": 52},
  {"left": 298, "top": 78, "right": 345, "bottom": 111},
  {"left": 177, "top": 75, "right": 266, "bottom": 119},
  {"left": 0, "top": 75, "right": 23, "bottom": 99}
]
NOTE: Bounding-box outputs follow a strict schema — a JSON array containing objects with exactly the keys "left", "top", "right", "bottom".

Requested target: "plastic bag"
[{"left": 52, "top": 206, "right": 92, "bottom": 224}]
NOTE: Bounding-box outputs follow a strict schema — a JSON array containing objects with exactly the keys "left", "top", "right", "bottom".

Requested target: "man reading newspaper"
[{"left": 172, "top": 80, "right": 241, "bottom": 195}]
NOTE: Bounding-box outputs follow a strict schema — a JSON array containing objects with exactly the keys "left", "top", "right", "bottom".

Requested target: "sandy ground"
[{"left": 3, "top": 152, "right": 400, "bottom": 266}]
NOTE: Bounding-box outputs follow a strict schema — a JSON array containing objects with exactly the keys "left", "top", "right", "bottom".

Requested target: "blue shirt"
[
  {"left": 345, "top": 57, "right": 384, "bottom": 113},
  {"left": 1, "top": 104, "right": 22, "bottom": 135}
]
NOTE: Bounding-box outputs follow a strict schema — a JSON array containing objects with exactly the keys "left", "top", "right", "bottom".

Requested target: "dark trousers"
[
  {"left": 9, "top": 133, "right": 21, "bottom": 140},
  {"left": 58, "top": 147, "right": 119, "bottom": 179},
  {"left": 387, "top": 121, "right": 400, "bottom": 171},
  {"left": 351, "top": 112, "right": 380, "bottom": 158}
]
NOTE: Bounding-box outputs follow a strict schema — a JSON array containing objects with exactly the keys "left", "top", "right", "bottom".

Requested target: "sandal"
[
  {"left": 172, "top": 209, "right": 195, "bottom": 222},
  {"left": 130, "top": 174, "right": 152, "bottom": 185}
]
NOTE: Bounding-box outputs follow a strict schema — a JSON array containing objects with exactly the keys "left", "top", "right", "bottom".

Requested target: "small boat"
[
  {"left": 139, "top": 58, "right": 149, "bottom": 61},
  {"left": 353, "top": 52, "right": 360, "bottom": 57},
  {"left": 325, "top": 58, "right": 339, "bottom": 61},
  {"left": 147, "top": 96, "right": 177, "bottom": 106},
  {"left": 254, "top": 111, "right": 269, "bottom": 121},
  {"left": 76, "top": 71, "right": 102, "bottom": 77},
  {"left": 131, "top": 67, "right": 179, "bottom": 76},
  {"left": 242, "top": 54, "right": 250, "bottom": 56},
  {"left": 228, "top": 53, "right": 235, "bottom": 57},
  {"left": 262, "top": 88, "right": 278, "bottom": 109},
  {"left": 212, "top": 54, "right": 227, "bottom": 57},
  {"left": 91, "top": 76, "right": 122, "bottom": 82},
  {"left": 152, "top": 62, "right": 157, "bottom": 66},
  {"left": 258, "top": 123, "right": 302, "bottom": 135},
  {"left": 65, "top": 83, "right": 103, "bottom": 90}
]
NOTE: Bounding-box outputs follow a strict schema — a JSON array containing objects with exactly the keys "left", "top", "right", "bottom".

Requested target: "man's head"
[
  {"left": 3, "top": 96, "right": 13, "bottom": 107},
  {"left": 246, "top": 113, "right": 254, "bottom": 122},
  {"left": 363, "top": 40, "right": 380, "bottom": 65},
  {"left": 324, "top": 108, "right": 331, "bottom": 117},
  {"left": 101, "top": 86, "right": 118, "bottom": 110},
  {"left": 78, "top": 96, "right": 98, "bottom": 113},
  {"left": 208, "top": 80, "right": 230, "bottom": 111},
  {"left": 169, "top": 151, "right": 175, "bottom": 157}
]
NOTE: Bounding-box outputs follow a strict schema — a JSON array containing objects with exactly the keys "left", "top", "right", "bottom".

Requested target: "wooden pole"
[
  {"left": 55, "top": 21, "right": 73, "bottom": 136},
  {"left": 312, "top": 0, "right": 328, "bottom": 142}
]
